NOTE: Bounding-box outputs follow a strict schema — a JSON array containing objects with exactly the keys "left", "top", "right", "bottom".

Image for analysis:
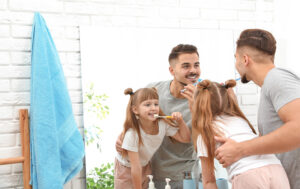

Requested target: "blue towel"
[{"left": 30, "top": 12, "right": 85, "bottom": 189}]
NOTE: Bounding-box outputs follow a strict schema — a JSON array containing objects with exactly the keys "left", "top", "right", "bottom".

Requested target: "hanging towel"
[{"left": 30, "top": 12, "right": 85, "bottom": 189}]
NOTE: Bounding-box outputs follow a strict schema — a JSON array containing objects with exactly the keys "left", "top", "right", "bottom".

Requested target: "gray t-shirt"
[
  {"left": 258, "top": 68, "right": 300, "bottom": 189},
  {"left": 147, "top": 80, "right": 197, "bottom": 181}
]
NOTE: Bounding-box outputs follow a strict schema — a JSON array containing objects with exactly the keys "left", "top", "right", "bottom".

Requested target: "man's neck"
[
  {"left": 250, "top": 63, "right": 275, "bottom": 87},
  {"left": 170, "top": 80, "right": 185, "bottom": 98}
]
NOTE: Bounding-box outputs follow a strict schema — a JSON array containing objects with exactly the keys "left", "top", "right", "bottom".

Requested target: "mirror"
[{"left": 80, "top": 26, "right": 236, "bottom": 187}]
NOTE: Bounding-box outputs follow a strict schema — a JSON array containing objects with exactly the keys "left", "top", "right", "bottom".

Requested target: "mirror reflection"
[{"left": 80, "top": 26, "right": 235, "bottom": 188}]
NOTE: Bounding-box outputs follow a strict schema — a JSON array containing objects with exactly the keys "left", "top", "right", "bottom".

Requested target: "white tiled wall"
[{"left": 0, "top": 0, "right": 274, "bottom": 188}]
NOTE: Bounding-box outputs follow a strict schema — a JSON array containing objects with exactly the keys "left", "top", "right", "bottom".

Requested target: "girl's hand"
[
  {"left": 171, "top": 112, "right": 184, "bottom": 124},
  {"left": 170, "top": 112, "right": 190, "bottom": 143}
]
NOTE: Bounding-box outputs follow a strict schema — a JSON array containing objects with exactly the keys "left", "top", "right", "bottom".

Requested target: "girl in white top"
[
  {"left": 114, "top": 87, "right": 191, "bottom": 189},
  {"left": 192, "top": 79, "right": 290, "bottom": 189}
]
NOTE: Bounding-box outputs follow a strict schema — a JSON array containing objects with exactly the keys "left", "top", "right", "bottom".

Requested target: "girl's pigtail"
[
  {"left": 121, "top": 88, "right": 143, "bottom": 158},
  {"left": 192, "top": 80, "right": 216, "bottom": 171},
  {"left": 124, "top": 88, "right": 134, "bottom": 96},
  {"left": 224, "top": 79, "right": 236, "bottom": 89},
  {"left": 224, "top": 80, "right": 257, "bottom": 134}
]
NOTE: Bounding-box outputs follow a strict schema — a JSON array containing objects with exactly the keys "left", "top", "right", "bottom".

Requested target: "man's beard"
[
  {"left": 177, "top": 73, "right": 199, "bottom": 86},
  {"left": 178, "top": 81, "right": 187, "bottom": 86},
  {"left": 241, "top": 74, "right": 250, "bottom": 83}
]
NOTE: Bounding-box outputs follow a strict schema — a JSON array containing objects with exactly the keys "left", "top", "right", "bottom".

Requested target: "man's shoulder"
[
  {"left": 263, "top": 68, "right": 299, "bottom": 90},
  {"left": 146, "top": 80, "right": 171, "bottom": 89},
  {"left": 262, "top": 67, "right": 300, "bottom": 111},
  {"left": 268, "top": 68, "right": 299, "bottom": 81}
]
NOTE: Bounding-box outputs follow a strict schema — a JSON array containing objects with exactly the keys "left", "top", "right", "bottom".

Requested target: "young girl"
[
  {"left": 192, "top": 79, "right": 290, "bottom": 189},
  {"left": 114, "top": 87, "right": 191, "bottom": 189}
]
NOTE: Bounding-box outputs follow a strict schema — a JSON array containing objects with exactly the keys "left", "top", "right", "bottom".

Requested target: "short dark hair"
[
  {"left": 237, "top": 29, "right": 276, "bottom": 56},
  {"left": 168, "top": 44, "right": 199, "bottom": 64}
]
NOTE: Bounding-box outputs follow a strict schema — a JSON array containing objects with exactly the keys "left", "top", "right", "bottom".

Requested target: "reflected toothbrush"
[{"left": 180, "top": 78, "right": 202, "bottom": 93}]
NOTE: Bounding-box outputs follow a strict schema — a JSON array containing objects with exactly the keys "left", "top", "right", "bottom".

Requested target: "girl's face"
[{"left": 133, "top": 99, "right": 159, "bottom": 122}]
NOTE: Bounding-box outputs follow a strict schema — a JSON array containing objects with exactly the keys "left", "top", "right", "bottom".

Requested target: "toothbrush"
[
  {"left": 180, "top": 78, "right": 202, "bottom": 93},
  {"left": 180, "top": 78, "right": 240, "bottom": 93},
  {"left": 154, "top": 114, "right": 172, "bottom": 119}
]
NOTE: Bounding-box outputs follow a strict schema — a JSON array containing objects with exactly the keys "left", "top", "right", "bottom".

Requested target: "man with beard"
[
  {"left": 116, "top": 44, "right": 201, "bottom": 189},
  {"left": 146, "top": 44, "right": 200, "bottom": 189},
  {"left": 215, "top": 29, "right": 300, "bottom": 189}
]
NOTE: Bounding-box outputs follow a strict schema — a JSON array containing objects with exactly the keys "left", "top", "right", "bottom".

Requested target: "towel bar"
[{"left": 0, "top": 109, "right": 31, "bottom": 189}]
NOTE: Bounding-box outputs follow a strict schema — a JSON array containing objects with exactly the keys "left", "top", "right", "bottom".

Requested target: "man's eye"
[{"left": 155, "top": 104, "right": 159, "bottom": 106}]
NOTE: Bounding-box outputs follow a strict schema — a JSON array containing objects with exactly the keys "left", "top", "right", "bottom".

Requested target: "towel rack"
[{"left": 0, "top": 109, "right": 31, "bottom": 189}]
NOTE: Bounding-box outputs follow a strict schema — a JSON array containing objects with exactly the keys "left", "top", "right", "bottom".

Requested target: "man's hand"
[
  {"left": 115, "top": 133, "right": 124, "bottom": 154},
  {"left": 214, "top": 136, "right": 243, "bottom": 168},
  {"left": 181, "top": 84, "right": 196, "bottom": 111}
]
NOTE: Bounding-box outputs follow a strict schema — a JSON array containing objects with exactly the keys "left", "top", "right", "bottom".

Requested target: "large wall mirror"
[{"left": 80, "top": 26, "right": 236, "bottom": 186}]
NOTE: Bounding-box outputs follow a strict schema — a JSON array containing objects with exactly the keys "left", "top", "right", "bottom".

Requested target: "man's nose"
[
  {"left": 190, "top": 66, "right": 198, "bottom": 73},
  {"left": 189, "top": 66, "right": 197, "bottom": 73}
]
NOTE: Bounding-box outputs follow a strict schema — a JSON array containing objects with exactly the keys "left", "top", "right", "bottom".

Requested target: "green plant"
[
  {"left": 83, "top": 83, "right": 114, "bottom": 188},
  {"left": 86, "top": 162, "right": 114, "bottom": 189},
  {"left": 83, "top": 82, "right": 109, "bottom": 149}
]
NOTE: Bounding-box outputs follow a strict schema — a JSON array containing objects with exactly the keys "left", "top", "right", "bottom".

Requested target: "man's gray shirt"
[
  {"left": 147, "top": 80, "right": 197, "bottom": 181},
  {"left": 258, "top": 68, "right": 300, "bottom": 189}
]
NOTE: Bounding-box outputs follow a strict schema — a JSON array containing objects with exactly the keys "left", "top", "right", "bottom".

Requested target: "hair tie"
[
  {"left": 197, "top": 83, "right": 208, "bottom": 90},
  {"left": 129, "top": 91, "right": 134, "bottom": 95},
  {"left": 220, "top": 82, "right": 229, "bottom": 89}
]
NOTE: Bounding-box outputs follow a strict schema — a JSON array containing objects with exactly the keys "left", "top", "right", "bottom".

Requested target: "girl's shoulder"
[
  {"left": 215, "top": 115, "right": 246, "bottom": 125},
  {"left": 123, "top": 128, "right": 139, "bottom": 144},
  {"left": 214, "top": 115, "right": 254, "bottom": 135},
  {"left": 124, "top": 128, "right": 138, "bottom": 138}
]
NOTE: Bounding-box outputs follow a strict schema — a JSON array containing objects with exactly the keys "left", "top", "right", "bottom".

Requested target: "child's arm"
[
  {"left": 170, "top": 112, "right": 191, "bottom": 143},
  {"left": 128, "top": 151, "right": 142, "bottom": 189},
  {"left": 200, "top": 157, "right": 218, "bottom": 189}
]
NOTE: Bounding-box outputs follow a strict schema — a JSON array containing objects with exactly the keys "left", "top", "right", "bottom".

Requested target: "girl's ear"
[{"left": 132, "top": 105, "right": 138, "bottom": 115}]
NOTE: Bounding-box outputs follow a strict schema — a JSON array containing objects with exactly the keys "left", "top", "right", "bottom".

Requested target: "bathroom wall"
[{"left": 0, "top": 0, "right": 274, "bottom": 188}]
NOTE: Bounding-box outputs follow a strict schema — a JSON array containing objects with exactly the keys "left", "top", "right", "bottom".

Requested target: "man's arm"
[{"left": 215, "top": 98, "right": 300, "bottom": 167}]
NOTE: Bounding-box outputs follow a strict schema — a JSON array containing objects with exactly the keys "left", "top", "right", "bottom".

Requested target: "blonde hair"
[{"left": 192, "top": 80, "right": 256, "bottom": 170}]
